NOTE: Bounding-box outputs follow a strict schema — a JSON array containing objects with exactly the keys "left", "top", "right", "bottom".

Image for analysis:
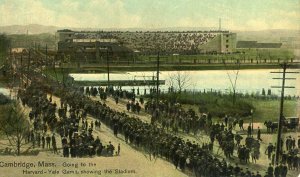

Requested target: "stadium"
[{"left": 56, "top": 29, "right": 237, "bottom": 63}]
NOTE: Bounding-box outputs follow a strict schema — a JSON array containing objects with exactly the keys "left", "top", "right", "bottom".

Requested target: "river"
[{"left": 70, "top": 69, "right": 300, "bottom": 96}]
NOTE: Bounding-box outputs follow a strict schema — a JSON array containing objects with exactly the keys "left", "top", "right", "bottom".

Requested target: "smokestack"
[{"left": 219, "top": 18, "right": 221, "bottom": 31}]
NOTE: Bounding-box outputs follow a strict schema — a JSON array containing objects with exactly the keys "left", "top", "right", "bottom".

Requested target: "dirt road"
[{"left": 88, "top": 95, "right": 300, "bottom": 177}]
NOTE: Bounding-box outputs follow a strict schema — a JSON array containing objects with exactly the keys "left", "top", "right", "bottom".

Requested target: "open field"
[
  {"left": 181, "top": 99, "right": 298, "bottom": 123},
  {"left": 136, "top": 48, "right": 294, "bottom": 63},
  {"left": 174, "top": 93, "right": 298, "bottom": 123},
  {"left": 248, "top": 99, "right": 299, "bottom": 123}
]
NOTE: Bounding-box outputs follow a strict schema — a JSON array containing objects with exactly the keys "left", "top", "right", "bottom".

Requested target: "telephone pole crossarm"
[{"left": 271, "top": 62, "right": 297, "bottom": 165}]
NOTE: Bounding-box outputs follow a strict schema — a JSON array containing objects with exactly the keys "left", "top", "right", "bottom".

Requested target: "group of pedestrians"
[
  {"left": 16, "top": 74, "right": 300, "bottom": 177},
  {"left": 18, "top": 84, "right": 118, "bottom": 158}
]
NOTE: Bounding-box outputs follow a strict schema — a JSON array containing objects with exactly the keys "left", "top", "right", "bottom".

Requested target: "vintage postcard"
[{"left": 0, "top": 0, "right": 299, "bottom": 177}]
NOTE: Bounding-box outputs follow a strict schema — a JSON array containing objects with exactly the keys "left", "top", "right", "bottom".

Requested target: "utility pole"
[
  {"left": 61, "top": 55, "right": 66, "bottom": 88},
  {"left": 20, "top": 54, "right": 23, "bottom": 87},
  {"left": 275, "top": 63, "right": 286, "bottom": 165},
  {"left": 148, "top": 50, "right": 166, "bottom": 124},
  {"left": 156, "top": 51, "right": 160, "bottom": 107},
  {"left": 26, "top": 49, "right": 30, "bottom": 86},
  {"left": 106, "top": 47, "right": 110, "bottom": 88},
  {"left": 271, "top": 62, "right": 298, "bottom": 164},
  {"left": 45, "top": 44, "right": 48, "bottom": 76},
  {"left": 149, "top": 52, "right": 167, "bottom": 108},
  {"left": 46, "top": 44, "right": 48, "bottom": 64}
]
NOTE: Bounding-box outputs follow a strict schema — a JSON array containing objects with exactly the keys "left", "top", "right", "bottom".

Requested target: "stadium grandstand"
[{"left": 56, "top": 29, "right": 237, "bottom": 62}]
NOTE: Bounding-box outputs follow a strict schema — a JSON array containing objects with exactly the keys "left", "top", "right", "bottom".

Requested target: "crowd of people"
[
  {"left": 264, "top": 136, "right": 300, "bottom": 174},
  {"left": 79, "top": 86, "right": 136, "bottom": 101},
  {"left": 76, "top": 85, "right": 300, "bottom": 176},
  {"left": 73, "top": 31, "right": 219, "bottom": 55},
  {"left": 13, "top": 69, "right": 299, "bottom": 177},
  {"left": 18, "top": 84, "right": 118, "bottom": 158},
  {"left": 143, "top": 99, "right": 262, "bottom": 164},
  {"left": 20, "top": 80, "right": 269, "bottom": 177}
]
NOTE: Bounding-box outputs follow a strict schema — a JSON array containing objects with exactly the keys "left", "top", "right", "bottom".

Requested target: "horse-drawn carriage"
[
  {"left": 264, "top": 121, "right": 278, "bottom": 133},
  {"left": 283, "top": 117, "right": 299, "bottom": 130},
  {"left": 264, "top": 116, "right": 299, "bottom": 133}
]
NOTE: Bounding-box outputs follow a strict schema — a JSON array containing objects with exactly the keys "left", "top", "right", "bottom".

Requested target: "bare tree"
[
  {"left": 168, "top": 71, "right": 191, "bottom": 93},
  {"left": 167, "top": 71, "right": 191, "bottom": 104},
  {"left": 0, "top": 103, "right": 31, "bottom": 155},
  {"left": 223, "top": 57, "right": 241, "bottom": 105},
  {"left": 61, "top": 54, "right": 71, "bottom": 87}
]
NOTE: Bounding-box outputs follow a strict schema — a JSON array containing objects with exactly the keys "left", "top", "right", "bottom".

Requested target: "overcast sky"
[{"left": 0, "top": 0, "right": 299, "bottom": 30}]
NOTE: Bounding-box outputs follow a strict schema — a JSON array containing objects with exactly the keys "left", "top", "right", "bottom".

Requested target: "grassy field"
[
  {"left": 135, "top": 48, "right": 294, "bottom": 63},
  {"left": 183, "top": 100, "right": 299, "bottom": 123},
  {"left": 248, "top": 99, "right": 298, "bottom": 123},
  {"left": 181, "top": 96, "right": 298, "bottom": 123},
  {"left": 236, "top": 48, "right": 294, "bottom": 59},
  {"left": 44, "top": 68, "right": 65, "bottom": 82}
]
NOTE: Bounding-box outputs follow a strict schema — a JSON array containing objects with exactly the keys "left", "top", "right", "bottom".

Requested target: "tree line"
[{"left": 0, "top": 34, "right": 11, "bottom": 64}]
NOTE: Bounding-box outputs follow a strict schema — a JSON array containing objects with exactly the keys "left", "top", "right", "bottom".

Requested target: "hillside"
[
  {"left": 0, "top": 24, "right": 298, "bottom": 39},
  {"left": 0, "top": 24, "right": 59, "bottom": 34},
  {"left": 235, "top": 29, "right": 300, "bottom": 42}
]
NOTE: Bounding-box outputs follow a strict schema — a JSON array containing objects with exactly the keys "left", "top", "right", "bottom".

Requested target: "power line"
[{"left": 271, "top": 62, "right": 298, "bottom": 165}]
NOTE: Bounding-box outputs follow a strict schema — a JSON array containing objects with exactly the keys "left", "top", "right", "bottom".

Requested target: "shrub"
[{"left": 0, "top": 93, "right": 10, "bottom": 105}]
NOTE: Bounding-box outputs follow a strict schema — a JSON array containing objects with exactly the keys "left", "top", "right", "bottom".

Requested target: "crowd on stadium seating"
[{"left": 73, "top": 31, "right": 218, "bottom": 54}]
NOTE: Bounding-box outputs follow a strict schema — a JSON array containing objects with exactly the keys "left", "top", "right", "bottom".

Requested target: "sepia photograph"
[{"left": 0, "top": 0, "right": 299, "bottom": 177}]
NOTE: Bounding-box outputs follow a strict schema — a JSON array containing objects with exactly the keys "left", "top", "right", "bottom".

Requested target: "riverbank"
[{"left": 54, "top": 63, "right": 300, "bottom": 73}]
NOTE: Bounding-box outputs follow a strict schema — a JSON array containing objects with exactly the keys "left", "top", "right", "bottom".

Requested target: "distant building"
[
  {"left": 56, "top": 30, "right": 133, "bottom": 63},
  {"left": 198, "top": 32, "right": 237, "bottom": 53},
  {"left": 280, "top": 36, "right": 300, "bottom": 49},
  {"left": 236, "top": 41, "right": 282, "bottom": 48}
]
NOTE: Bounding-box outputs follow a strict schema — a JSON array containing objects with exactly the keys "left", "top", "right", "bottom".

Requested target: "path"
[
  {"left": 0, "top": 90, "right": 187, "bottom": 177},
  {"left": 89, "top": 95, "right": 300, "bottom": 177}
]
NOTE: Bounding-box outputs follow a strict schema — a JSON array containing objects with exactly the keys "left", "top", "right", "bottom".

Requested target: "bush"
[{"left": 0, "top": 93, "right": 10, "bottom": 105}]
